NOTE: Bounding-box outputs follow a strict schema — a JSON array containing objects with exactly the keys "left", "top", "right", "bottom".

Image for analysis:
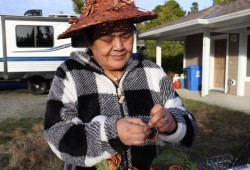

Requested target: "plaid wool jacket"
[{"left": 44, "top": 51, "right": 196, "bottom": 170}]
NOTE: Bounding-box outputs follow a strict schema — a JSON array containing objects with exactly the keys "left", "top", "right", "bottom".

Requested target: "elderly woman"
[{"left": 44, "top": 0, "right": 196, "bottom": 169}]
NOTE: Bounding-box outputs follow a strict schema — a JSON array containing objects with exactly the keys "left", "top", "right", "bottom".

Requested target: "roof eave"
[
  {"left": 208, "top": 9, "right": 250, "bottom": 24},
  {"left": 139, "top": 19, "right": 208, "bottom": 40},
  {"left": 139, "top": 9, "right": 250, "bottom": 40}
]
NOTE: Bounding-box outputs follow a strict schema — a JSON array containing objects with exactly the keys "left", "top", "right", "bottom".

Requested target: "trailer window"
[{"left": 16, "top": 26, "right": 53, "bottom": 47}]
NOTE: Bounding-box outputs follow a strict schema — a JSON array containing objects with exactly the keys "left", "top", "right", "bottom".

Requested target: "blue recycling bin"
[{"left": 186, "top": 65, "right": 202, "bottom": 91}]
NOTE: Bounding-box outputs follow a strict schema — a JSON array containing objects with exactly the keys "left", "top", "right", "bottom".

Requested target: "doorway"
[{"left": 214, "top": 39, "right": 227, "bottom": 89}]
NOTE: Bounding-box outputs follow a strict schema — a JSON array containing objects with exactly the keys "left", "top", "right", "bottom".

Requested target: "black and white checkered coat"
[{"left": 44, "top": 51, "right": 196, "bottom": 170}]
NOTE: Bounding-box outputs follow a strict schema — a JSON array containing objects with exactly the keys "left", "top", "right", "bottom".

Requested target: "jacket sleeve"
[
  {"left": 158, "top": 69, "right": 196, "bottom": 148},
  {"left": 44, "top": 65, "right": 125, "bottom": 167}
]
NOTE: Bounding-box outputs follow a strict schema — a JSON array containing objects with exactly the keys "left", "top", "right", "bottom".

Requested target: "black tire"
[{"left": 28, "top": 81, "right": 49, "bottom": 95}]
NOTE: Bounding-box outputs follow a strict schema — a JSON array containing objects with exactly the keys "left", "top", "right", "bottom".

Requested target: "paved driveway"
[
  {"left": 176, "top": 89, "right": 250, "bottom": 114},
  {"left": 0, "top": 89, "right": 47, "bottom": 119}
]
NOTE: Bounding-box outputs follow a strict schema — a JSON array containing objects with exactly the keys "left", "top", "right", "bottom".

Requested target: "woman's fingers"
[
  {"left": 148, "top": 104, "right": 166, "bottom": 128},
  {"left": 126, "top": 117, "right": 147, "bottom": 126},
  {"left": 148, "top": 104, "right": 177, "bottom": 134},
  {"left": 116, "top": 118, "right": 151, "bottom": 145},
  {"left": 149, "top": 104, "right": 162, "bottom": 117}
]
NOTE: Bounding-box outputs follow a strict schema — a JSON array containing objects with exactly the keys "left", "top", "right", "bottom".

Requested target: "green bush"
[{"left": 161, "top": 54, "right": 183, "bottom": 74}]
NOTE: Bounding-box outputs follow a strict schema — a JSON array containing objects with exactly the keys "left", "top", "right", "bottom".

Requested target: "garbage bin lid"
[{"left": 187, "top": 65, "right": 201, "bottom": 68}]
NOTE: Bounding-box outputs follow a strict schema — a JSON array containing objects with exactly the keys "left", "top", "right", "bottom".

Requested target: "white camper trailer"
[{"left": 0, "top": 12, "right": 84, "bottom": 95}]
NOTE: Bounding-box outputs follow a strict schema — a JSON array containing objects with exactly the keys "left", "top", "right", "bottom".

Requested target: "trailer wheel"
[{"left": 28, "top": 81, "right": 49, "bottom": 95}]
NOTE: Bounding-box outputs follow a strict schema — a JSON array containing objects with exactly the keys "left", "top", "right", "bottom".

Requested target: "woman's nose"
[{"left": 113, "top": 37, "right": 125, "bottom": 51}]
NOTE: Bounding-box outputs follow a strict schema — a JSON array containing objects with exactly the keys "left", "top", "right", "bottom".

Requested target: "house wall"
[
  {"left": 227, "top": 34, "right": 239, "bottom": 95},
  {"left": 185, "top": 33, "right": 245, "bottom": 96},
  {"left": 245, "top": 82, "right": 250, "bottom": 96},
  {"left": 185, "top": 33, "right": 203, "bottom": 66}
]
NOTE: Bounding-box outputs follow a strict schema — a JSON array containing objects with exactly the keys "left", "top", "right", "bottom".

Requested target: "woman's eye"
[
  {"left": 122, "top": 33, "right": 133, "bottom": 39},
  {"left": 100, "top": 36, "right": 113, "bottom": 42}
]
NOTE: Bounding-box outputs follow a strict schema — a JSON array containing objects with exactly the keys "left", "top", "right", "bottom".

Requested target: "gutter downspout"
[
  {"left": 237, "top": 29, "right": 248, "bottom": 96},
  {"left": 156, "top": 39, "right": 162, "bottom": 66},
  {"left": 133, "top": 33, "right": 137, "bottom": 53},
  {"left": 201, "top": 29, "right": 211, "bottom": 97},
  {"left": 183, "top": 39, "right": 186, "bottom": 68}
]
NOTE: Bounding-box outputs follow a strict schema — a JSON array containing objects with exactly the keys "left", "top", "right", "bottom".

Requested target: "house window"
[
  {"left": 247, "top": 35, "right": 250, "bottom": 77},
  {"left": 16, "top": 25, "right": 54, "bottom": 47}
]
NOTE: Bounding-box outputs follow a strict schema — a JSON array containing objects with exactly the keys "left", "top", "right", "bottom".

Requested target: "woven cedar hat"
[{"left": 57, "top": 0, "right": 158, "bottom": 39}]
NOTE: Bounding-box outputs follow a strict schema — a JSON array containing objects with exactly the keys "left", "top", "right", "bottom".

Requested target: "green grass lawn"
[
  {"left": 0, "top": 99, "right": 249, "bottom": 169},
  {"left": 0, "top": 118, "right": 64, "bottom": 170},
  {"left": 183, "top": 99, "right": 250, "bottom": 162}
]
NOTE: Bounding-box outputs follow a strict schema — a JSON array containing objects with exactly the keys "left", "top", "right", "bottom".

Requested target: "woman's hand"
[
  {"left": 116, "top": 118, "right": 151, "bottom": 146},
  {"left": 148, "top": 104, "right": 177, "bottom": 134}
]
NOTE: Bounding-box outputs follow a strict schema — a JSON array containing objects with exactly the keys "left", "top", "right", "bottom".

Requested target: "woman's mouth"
[{"left": 111, "top": 55, "right": 125, "bottom": 61}]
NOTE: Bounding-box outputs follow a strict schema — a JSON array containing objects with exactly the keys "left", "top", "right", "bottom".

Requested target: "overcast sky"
[{"left": 0, "top": 0, "right": 213, "bottom": 16}]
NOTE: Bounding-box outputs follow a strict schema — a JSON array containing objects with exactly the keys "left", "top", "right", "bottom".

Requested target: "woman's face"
[{"left": 89, "top": 22, "right": 134, "bottom": 72}]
